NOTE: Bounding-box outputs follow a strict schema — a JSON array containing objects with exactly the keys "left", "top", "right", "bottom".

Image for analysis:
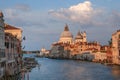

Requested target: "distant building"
[
  {"left": 59, "top": 24, "right": 87, "bottom": 44},
  {"left": 101, "top": 45, "right": 109, "bottom": 52},
  {"left": 112, "top": 30, "right": 120, "bottom": 65},
  {"left": 39, "top": 48, "right": 50, "bottom": 56},
  {"left": 92, "top": 52, "right": 107, "bottom": 62},
  {"left": 50, "top": 44, "right": 70, "bottom": 59},
  {"left": 81, "top": 52, "right": 94, "bottom": 61},
  {"left": 106, "top": 46, "right": 113, "bottom": 63},
  {"left": 59, "top": 24, "right": 73, "bottom": 44},
  {"left": 0, "top": 11, "right": 6, "bottom": 79},
  {"left": 51, "top": 24, "right": 101, "bottom": 59},
  {"left": 86, "top": 41, "right": 101, "bottom": 52},
  {"left": 75, "top": 30, "right": 87, "bottom": 43},
  {"left": 59, "top": 24, "right": 100, "bottom": 54}
]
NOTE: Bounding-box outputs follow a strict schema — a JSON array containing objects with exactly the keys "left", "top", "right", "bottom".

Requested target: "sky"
[{"left": 0, "top": 0, "right": 120, "bottom": 51}]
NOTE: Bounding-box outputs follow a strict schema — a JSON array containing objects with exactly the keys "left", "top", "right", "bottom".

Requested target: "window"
[
  {"left": 119, "top": 50, "right": 120, "bottom": 56},
  {"left": 118, "top": 40, "right": 120, "bottom": 50},
  {"left": 5, "top": 42, "right": 9, "bottom": 48}
]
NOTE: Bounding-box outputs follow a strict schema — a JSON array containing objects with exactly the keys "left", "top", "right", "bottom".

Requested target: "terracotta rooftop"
[{"left": 4, "top": 23, "right": 21, "bottom": 30}]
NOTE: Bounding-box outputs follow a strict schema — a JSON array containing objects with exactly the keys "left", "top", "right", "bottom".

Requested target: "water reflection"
[
  {"left": 111, "top": 65, "right": 120, "bottom": 79},
  {"left": 23, "top": 54, "right": 120, "bottom": 80}
]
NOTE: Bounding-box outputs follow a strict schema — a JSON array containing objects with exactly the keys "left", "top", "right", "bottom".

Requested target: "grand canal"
[{"left": 23, "top": 54, "right": 120, "bottom": 80}]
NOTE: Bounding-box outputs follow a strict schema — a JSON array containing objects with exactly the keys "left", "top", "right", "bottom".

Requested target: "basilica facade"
[
  {"left": 52, "top": 24, "right": 101, "bottom": 55},
  {"left": 59, "top": 24, "right": 87, "bottom": 44}
]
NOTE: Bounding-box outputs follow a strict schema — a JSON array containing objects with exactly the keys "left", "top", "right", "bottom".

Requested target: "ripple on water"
[{"left": 23, "top": 54, "right": 120, "bottom": 80}]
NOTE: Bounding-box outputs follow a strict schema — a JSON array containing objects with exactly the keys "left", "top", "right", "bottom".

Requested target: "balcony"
[
  {"left": 0, "top": 57, "right": 6, "bottom": 63},
  {"left": 7, "top": 59, "right": 15, "bottom": 64}
]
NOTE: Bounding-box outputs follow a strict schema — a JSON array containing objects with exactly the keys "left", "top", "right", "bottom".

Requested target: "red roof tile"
[{"left": 4, "top": 23, "right": 21, "bottom": 30}]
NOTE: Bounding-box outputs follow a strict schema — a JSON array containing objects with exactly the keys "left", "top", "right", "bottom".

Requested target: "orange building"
[
  {"left": 112, "top": 30, "right": 120, "bottom": 65},
  {"left": 4, "top": 23, "right": 22, "bottom": 41}
]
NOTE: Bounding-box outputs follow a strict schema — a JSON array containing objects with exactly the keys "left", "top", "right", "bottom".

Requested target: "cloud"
[
  {"left": 2, "top": 1, "right": 120, "bottom": 50},
  {"left": 3, "top": 4, "right": 31, "bottom": 20},
  {"left": 108, "top": 11, "right": 120, "bottom": 26},
  {"left": 3, "top": 8, "right": 47, "bottom": 27},
  {"left": 48, "top": 1, "right": 120, "bottom": 45},
  {"left": 4, "top": 8, "right": 18, "bottom": 19},
  {"left": 15, "top": 4, "right": 31, "bottom": 12},
  {"left": 49, "top": 1, "right": 103, "bottom": 25},
  {"left": 2, "top": 7, "right": 62, "bottom": 50}
]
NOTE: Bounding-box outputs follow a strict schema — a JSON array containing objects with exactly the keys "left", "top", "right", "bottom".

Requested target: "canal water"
[{"left": 23, "top": 54, "right": 120, "bottom": 80}]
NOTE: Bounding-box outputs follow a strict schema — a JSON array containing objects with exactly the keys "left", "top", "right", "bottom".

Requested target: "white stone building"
[
  {"left": 59, "top": 24, "right": 87, "bottom": 44},
  {"left": 59, "top": 24, "right": 73, "bottom": 44}
]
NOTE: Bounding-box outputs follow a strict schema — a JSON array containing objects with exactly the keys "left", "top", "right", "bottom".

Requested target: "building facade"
[
  {"left": 112, "top": 30, "right": 120, "bottom": 65},
  {"left": 75, "top": 30, "right": 87, "bottom": 43},
  {"left": 92, "top": 52, "right": 107, "bottom": 62},
  {"left": 50, "top": 44, "right": 70, "bottom": 59},
  {"left": 4, "top": 23, "right": 22, "bottom": 41},
  {"left": 5, "top": 33, "right": 21, "bottom": 77},
  {"left": 0, "top": 11, "right": 6, "bottom": 79},
  {"left": 57, "top": 24, "right": 100, "bottom": 55},
  {"left": 4, "top": 24, "right": 22, "bottom": 78},
  {"left": 4, "top": 24, "right": 22, "bottom": 63}
]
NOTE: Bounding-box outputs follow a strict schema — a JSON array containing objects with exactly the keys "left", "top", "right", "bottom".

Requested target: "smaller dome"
[{"left": 75, "top": 30, "right": 83, "bottom": 39}]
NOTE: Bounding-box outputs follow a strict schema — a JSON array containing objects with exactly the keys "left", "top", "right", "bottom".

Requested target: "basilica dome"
[
  {"left": 59, "top": 24, "right": 73, "bottom": 43},
  {"left": 75, "top": 31, "right": 83, "bottom": 39},
  {"left": 60, "top": 24, "right": 73, "bottom": 38}
]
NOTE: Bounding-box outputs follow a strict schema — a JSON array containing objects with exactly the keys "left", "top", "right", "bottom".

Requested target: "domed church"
[
  {"left": 59, "top": 24, "right": 73, "bottom": 44},
  {"left": 59, "top": 24, "right": 87, "bottom": 44},
  {"left": 52, "top": 24, "right": 100, "bottom": 55}
]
